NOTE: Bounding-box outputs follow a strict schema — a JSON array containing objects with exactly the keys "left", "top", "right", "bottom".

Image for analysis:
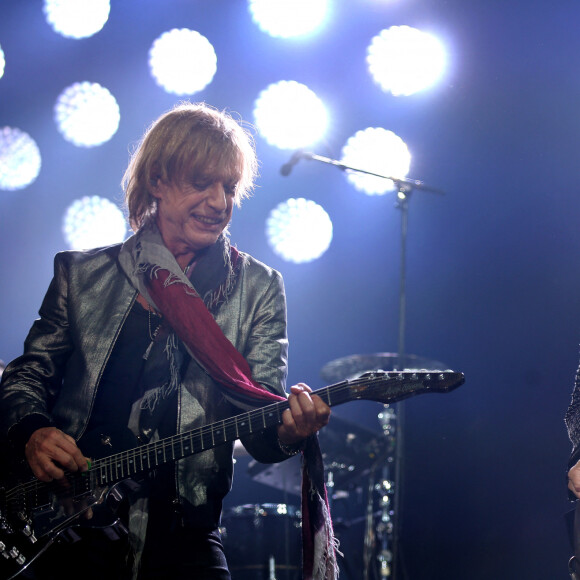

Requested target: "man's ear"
[{"left": 150, "top": 176, "right": 163, "bottom": 199}]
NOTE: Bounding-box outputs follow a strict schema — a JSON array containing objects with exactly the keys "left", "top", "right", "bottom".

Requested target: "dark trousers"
[{"left": 25, "top": 512, "right": 230, "bottom": 580}]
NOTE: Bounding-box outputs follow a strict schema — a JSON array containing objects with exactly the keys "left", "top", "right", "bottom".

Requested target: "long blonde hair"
[{"left": 123, "top": 102, "right": 258, "bottom": 232}]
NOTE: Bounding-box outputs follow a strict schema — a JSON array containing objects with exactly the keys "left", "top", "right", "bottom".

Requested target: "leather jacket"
[{"left": 0, "top": 240, "right": 291, "bottom": 523}]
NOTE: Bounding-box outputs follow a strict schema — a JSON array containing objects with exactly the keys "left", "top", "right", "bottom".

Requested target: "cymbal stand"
[
  {"left": 363, "top": 403, "right": 397, "bottom": 580},
  {"left": 283, "top": 151, "right": 445, "bottom": 579}
]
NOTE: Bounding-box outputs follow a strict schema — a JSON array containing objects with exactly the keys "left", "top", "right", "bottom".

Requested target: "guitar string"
[
  {"left": 3, "top": 373, "right": 418, "bottom": 503},
  {"left": 4, "top": 372, "right": 425, "bottom": 504},
  {"left": 4, "top": 379, "right": 362, "bottom": 503},
  {"left": 4, "top": 372, "right": 454, "bottom": 505}
]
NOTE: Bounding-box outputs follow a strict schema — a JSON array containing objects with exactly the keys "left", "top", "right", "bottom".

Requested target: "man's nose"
[{"left": 206, "top": 182, "right": 227, "bottom": 210}]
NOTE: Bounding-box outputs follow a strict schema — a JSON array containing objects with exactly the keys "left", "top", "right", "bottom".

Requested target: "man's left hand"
[{"left": 277, "top": 383, "right": 330, "bottom": 446}]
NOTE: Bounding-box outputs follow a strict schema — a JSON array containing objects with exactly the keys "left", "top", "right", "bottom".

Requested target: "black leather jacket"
[{"left": 0, "top": 241, "right": 291, "bottom": 521}]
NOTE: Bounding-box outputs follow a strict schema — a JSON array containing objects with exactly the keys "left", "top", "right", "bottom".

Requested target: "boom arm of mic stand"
[{"left": 301, "top": 151, "right": 446, "bottom": 196}]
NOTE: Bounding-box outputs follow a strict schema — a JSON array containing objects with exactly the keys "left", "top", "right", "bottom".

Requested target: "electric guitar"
[{"left": 0, "top": 369, "right": 464, "bottom": 579}]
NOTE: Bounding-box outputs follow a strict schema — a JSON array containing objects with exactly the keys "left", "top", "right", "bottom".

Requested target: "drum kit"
[{"left": 222, "top": 351, "right": 449, "bottom": 580}]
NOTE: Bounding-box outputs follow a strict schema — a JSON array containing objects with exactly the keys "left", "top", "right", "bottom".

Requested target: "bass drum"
[{"left": 221, "top": 503, "right": 301, "bottom": 580}]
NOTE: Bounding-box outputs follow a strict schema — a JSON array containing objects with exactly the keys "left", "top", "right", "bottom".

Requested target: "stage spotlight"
[
  {"left": 54, "top": 82, "right": 120, "bottom": 147},
  {"left": 149, "top": 29, "right": 217, "bottom": 95},
  {"left": 62, "top": 195, "right": 127, "bottom": 250},
  {"left": 367, "top": 25, "right": 447, "bottom": 96},
  {"left": 43, "top": 0, "right": 110, "bottom": 39},
  {"left": 248, "top": 0, "right": 329, "bottom": 38},
  {"left": 0, "top": 45, "right": 5, "bottom": 79},
  {"left": 253, "top": 81, "right": 328, "bottom": 150},
  {"left": 341, "top": 127, "right": 410, "bottom": 195},
  {"left": 266, "top": 198, "right": 333, "bottom": 263},
  {"left": 0, "top": 127, "right": 41, "bottom": 191}
]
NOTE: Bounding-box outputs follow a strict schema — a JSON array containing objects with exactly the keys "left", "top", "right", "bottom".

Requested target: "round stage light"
[
  {"left": 253, "top": 81, "right": 328, "bottom": 150},
  {"left": 54, "top": 82, "right": 120, "bottom": 147},
  {"left": 367, "top": 25, "right": 447, "bottom": 96},
  {"left": 44, "top": 0, "right": 110, "bottom": 39},
  {"left": 62, "top": 195, "right": 127, "bottom": 250},
  {"left": 149, "top": 29, "right": 217, "bottom": 95},
  {"left": 266, "top": 198, "right": 333, "bottom": 263},
  {"left": 0, "top": 45, "right": 5, "bottom": 79},
  {"left": 0, "top": 127, "right": 42, "bottom": 191},
  {"left": 248, "top": 0, "right": 329, "bottom": 38},
  {"left": 341, "top": 127, "right": 410, "bottom": 195}
]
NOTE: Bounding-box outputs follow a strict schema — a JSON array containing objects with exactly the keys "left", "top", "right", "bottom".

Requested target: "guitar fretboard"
[
  {"left": 90, "top": 378, "right": 359, "bottom": 486},
  {"left": 5, "top": 370, "right": 464, "bottom": 513}
]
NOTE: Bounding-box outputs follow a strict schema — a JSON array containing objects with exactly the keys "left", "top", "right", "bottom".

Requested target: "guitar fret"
[
  {"left": 184, "top": 432, "right": 193, "bottom": 455},
  {"left": 235, "top": 415, "right": 247, "bottom": 439}
]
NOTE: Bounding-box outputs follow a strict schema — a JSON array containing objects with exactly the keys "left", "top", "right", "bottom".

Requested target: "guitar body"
[
  {"left": 0, "top": 426, "right": 142, "bottom": 579},
  {"left": 0, "top": 369, "right": 465, "bottom": 579}
]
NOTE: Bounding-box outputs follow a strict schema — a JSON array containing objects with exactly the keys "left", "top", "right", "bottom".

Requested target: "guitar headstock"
[{"left": 348, "top": 369, "right": 465, "bottom": 404}]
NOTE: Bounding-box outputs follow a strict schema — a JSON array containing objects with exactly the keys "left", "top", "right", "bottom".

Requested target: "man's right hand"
[{"left": 25, "top": 427, "right": 89, "bottom": 482}]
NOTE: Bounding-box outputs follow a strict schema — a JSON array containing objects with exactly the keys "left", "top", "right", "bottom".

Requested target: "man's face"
[{"left": 154, "top": 174, "right": 236, "bottom": 264}]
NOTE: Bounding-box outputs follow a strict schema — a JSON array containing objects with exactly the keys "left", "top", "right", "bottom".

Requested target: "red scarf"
[{"left": 145, "top": 261, "right": 339, "bottom": 580}]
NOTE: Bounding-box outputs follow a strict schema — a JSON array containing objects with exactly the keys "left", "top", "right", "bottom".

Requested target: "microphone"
[{"left": 280, "top": 150, "right": 305, "bottom": 176}]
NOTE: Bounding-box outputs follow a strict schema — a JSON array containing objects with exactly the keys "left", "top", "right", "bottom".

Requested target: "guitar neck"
[
  {"left": 88, "top": 370, "right": 461, "bottom": 488},
  {"left": 90, "top": 384, "right": 336, "bottom": 487}
]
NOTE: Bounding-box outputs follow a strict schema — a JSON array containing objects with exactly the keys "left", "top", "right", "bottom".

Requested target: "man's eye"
[
  {"left": 193, "top": 181, "right": 210, "bottom": 191},
  {"left": 225, "top": 184, "right": 237, "bottom": 195}
]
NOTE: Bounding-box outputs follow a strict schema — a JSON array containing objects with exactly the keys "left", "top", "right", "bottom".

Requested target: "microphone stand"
[{"left": 286, "top": 151, "right": 445, "bottom": 579}]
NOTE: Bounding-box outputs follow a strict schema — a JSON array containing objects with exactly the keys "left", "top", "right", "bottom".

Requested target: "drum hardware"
[
  {"left": 221, "top": 503, "right": 301, "bottom": 580},
  {"left": 363, "top": 402, "right": 398, "bottom": 580},
  {"left": 321, "top": 352, "right": 450, "bottom": 579},
  {"left": 248, "top": 414, "right": 383, "bottom": 495}
]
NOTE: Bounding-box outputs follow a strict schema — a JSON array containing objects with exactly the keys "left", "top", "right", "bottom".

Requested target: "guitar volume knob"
[{"left": 23, "top": 524, "right": 36, "bottom": 542}]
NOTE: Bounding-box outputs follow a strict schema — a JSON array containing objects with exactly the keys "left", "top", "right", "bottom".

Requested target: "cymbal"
[{"left": 320, "top": 352, "right": 449, "bottom": 383}]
